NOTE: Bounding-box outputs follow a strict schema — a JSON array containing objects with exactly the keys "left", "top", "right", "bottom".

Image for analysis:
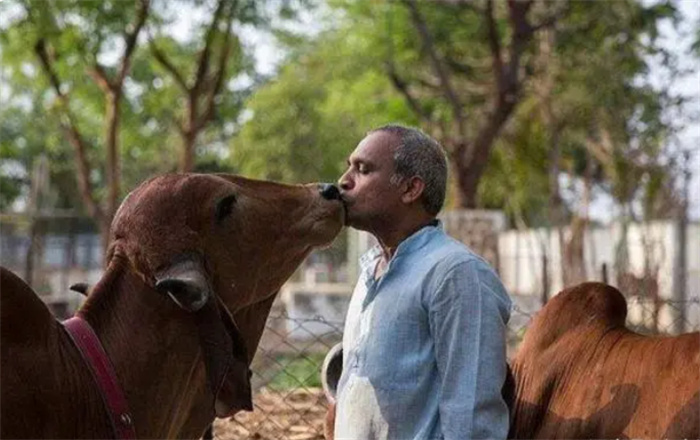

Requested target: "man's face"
[{"left": 338, "top": 131, "right": 403, "bottom": 231}]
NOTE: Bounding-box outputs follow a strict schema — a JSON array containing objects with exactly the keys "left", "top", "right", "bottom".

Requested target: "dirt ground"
[{"left": 211, "top": 388, "right": 329, "bottom": 440}]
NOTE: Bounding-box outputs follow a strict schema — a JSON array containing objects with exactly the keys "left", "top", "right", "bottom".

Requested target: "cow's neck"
[{"left": 79, "top": 256, "right": 214, "bottom": 438}]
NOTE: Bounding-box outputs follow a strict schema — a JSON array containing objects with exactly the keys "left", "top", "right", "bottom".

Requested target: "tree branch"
[
  {"left": 507, "top": 0, "right": 535, "bottom": 41},
  {"left": 35, "top": 39, "right": 64, "bottom": 102},
  {"left": 198, "top": 0, "right": 237, "bottom": 132},
  {"left": 385, "top": 61, "right": 433, "bottom": 124},
  {"left": 452, "top": 0, "right": 543, "bottom": 207},
  {"left": 193, "top": 0, "right": 227, "bottom": 96},
  {"left": 402, "top": 0, "right": 464, "bottom": 134},
  {"left": 116, "top": 0, "right": 150, "bottom": 86},
  {"left": 149, "top": 40, "right": 189, "bottom": 92},
  {"left": 531, "top": 3, "right": 570, "bottom": 32},
  {"left": 87, "top": 63, "right": 113, "bottom": 94},
  {"left": 430, "top": 0, "right": 484, "bottom": 14},
  {"left": 486, "top": 0, "right": 504, "bottom": 90},
  {"left": 34, "top": 38, "right": 103, "bottom": 222},
  {"left": 501, "top": 0, "right": 542, "bottom": 95},
  {"left": 444, "top": 54, "right": 491, "bottom": 76}
]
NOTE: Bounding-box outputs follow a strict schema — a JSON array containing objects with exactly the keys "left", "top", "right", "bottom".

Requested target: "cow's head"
[
  {"left": 105, "top": 173, "right": 344, "bottom": 416},
  {"left": 109, "top": 173, "right": 344, "bottom": 312}
]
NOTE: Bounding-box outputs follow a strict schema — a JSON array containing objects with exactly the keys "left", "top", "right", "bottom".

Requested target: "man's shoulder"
[
  {"left": 398, "top": 232, "right": 478, "bottom": 283},
  {"left": 420, "top": 230, "right": 506, "bottom": 285},
  {"left": 424, "top": 229, "right": 480, "bottom": 262},
  {"left": 425, "top": 233, "right": 512, "bottom": 312}
]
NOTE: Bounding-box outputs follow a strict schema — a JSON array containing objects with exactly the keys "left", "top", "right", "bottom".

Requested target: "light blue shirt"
[{"left": 335, "top": 223, "right": 512, "bottom": 440}]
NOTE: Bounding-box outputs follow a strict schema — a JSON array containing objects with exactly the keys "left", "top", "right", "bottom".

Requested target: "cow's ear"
[
  {"left": 191, "top": 296, "right": 252, "bottom": 417},
  {"left": 215, "top": 194, "right": 237, "bottom": 224},
  {"left": 155, "top": 257, "right": 210, "bottom": 312},
  {"left": 211, "top": 300, "right": 252, "bottom": 417},
  {"left": 70, "top": 282, "right": 90, "bottom": 296}
]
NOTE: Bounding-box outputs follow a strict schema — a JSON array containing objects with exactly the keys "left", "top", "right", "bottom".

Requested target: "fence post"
[
  {"left": 541, "top": 253, "right": 549, "bottom": 305},
  {"left": 671, "top": 151, "right": 690, "bottom": 334},
  {"left": 24, "top": 155, "right": 50, "bottom": 287},
  {"left": 601, "top": 263, "right": 608, "bottom": 285},
  {"left": 671, "top": 214, "right": 687, "bottom": 334}
]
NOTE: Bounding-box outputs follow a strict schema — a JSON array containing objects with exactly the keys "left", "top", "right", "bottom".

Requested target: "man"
[{"left": 329, "top": 124, "right": 512, "bottom": 440}]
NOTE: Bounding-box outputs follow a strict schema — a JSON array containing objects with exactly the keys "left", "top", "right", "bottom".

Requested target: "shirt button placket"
[{"left": 359, "top": 282, "right": 378, "bottom": 368}]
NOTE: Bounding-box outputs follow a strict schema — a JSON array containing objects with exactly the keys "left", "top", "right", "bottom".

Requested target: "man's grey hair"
[{"left": 370, "top": 124, "right": 448, "bottom": 216}]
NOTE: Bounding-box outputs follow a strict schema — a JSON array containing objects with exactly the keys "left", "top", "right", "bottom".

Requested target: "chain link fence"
[{"left": 217, "top": 310, "right": 343, "bottom": 440}]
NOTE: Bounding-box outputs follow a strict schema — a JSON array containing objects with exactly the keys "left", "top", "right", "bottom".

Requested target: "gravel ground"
[{"left": 211, "top": 388, "right": 329, "bottom": 440}]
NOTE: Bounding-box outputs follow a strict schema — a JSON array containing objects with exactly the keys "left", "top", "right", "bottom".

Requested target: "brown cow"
[
  {"left": 510, "top": 282, "right": 700, "bottom": 439},
  {"left": 1, "top": 173, "right": 345, "bottom": 439}
]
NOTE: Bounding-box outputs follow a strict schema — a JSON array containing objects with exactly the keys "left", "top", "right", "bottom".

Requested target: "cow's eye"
[{"left": 215, "top": 194, "right": 237, "bottom": 223}]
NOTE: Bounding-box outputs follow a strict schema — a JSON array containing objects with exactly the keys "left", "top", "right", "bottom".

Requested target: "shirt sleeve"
[{"left": 428, "top": 259, "right": 511, "bottom": 440}]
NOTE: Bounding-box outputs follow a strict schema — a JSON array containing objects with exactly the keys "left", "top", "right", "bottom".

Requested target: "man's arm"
[
  {"left": 429, "top": 259, "right": 511, "bottom": 440},
  {"left": 324, "top": 401, "right": 336, "bottom": 440}
]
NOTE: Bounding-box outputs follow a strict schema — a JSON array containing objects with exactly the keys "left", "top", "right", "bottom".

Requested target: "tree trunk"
[
  {"left": 450, "top": 129, "right": 503, "bottom": 209},
  {"left": 33, "top": 1, "right": 149, "bottom": 255},
  {"left": 103, "top": 90, "right": 121, "bottom": 250},
  {"left": 25, "top": 218, "right": 40, "bottom": 287},
  {"left": 452, "top": 149, "right": 479, "bottom": 209},
  {"left": 394, "top": 0, "right": 561, "bottom": 209},
  {"left": 99, "top": 217, "right": 112, "bottom": 258},
  {"left": 180, "top": 125, "right": 198, "bottom": 172}
]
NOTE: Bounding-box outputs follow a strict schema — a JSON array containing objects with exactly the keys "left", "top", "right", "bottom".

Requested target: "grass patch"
[{"left": 266, "top": 352, "right": 326, "bottom": 390}]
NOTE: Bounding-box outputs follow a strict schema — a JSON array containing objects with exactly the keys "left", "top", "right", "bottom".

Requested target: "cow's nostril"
[{"left": 319, "top": 183, "right": 341, "bottom": 201}]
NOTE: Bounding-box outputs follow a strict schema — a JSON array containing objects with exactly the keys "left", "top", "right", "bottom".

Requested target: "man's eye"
[{"left": 358, "top": 164, "right": 369, "bottom": 174}]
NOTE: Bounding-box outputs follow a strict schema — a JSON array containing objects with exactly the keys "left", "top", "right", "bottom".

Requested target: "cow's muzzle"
[{"left": 319, "top": 183, "right": 341, "bottom": 201}]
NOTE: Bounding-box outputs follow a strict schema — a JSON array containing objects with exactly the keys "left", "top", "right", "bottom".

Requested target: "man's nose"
[
  {"left": 338, "top": 171, "right": 352, "bottom": 191},
  {"left": 319, "top": 183, "right": 342, "bottom": 201}
]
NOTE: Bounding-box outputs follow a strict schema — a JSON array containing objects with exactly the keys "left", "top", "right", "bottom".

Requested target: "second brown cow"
[{"left": 510, "top": 282, "right": 699, "bottom": 439}]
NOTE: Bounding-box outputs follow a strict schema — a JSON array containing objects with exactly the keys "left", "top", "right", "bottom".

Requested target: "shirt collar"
[{"left": 359, "top": 220, "right": 442, "bottom": 274}]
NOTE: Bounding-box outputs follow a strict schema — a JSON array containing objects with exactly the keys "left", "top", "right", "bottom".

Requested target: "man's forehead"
[{"left": 350, "top": 131, "right": 397, "bottom": 162}]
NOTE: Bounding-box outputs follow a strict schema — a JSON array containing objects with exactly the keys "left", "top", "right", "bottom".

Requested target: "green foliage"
[
  {"left": 0, "top": 0, "right": 273, "bottom": 211},
  {"left": 1, "top": 0, "right": 154, "bottom": 212},
  {"left": 477, "top": 0, "right": 685, "bottom": 224},
  {"left": 235, "top": 0, "right": 686, "bottom": 225},
  {"left": 550, "top": 0, "right": 682, "bottom": 219},
  {"left": 1, "top": 0, "right": 694, "bottom": 227},
  {"left": 0, "top": 91, "right": 83, "bottom": 210},
  {"left": 478, "top": 98, "right": 551, "bottom": 226},
  {"left": 232, "top": 28, "right": 416, "bottom": 183}
]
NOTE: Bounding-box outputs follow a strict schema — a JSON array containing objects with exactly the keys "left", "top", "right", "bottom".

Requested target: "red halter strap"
[{"left": 63, "top": 316, "right": 136, "bottom": 439}]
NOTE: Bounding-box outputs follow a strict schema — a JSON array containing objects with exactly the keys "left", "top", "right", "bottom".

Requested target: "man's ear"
[{"left": 400, "top": 176, "right": 425, "bottom": 204}]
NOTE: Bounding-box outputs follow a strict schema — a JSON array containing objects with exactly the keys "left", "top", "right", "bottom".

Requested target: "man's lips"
[{"left": 339, "top": 195, "right": 350, "bottom": 225}]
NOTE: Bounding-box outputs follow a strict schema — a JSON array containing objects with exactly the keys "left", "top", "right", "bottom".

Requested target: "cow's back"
[
  {"left": 1, "top": 267, "right": 55, "bottom": 343},
  {"left": 1, "top": 267, "right": 57, "bottom": 437},
  {"left": 1, "top": 267, "right": 111, "bottom": 438},
  {"left": 510, "top": 282, "right": 700, "bottom": 439}
]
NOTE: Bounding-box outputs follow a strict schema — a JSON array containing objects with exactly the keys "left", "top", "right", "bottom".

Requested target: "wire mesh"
[{"left": 213, "top": 311, "right": 343, "bottom": 440}]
